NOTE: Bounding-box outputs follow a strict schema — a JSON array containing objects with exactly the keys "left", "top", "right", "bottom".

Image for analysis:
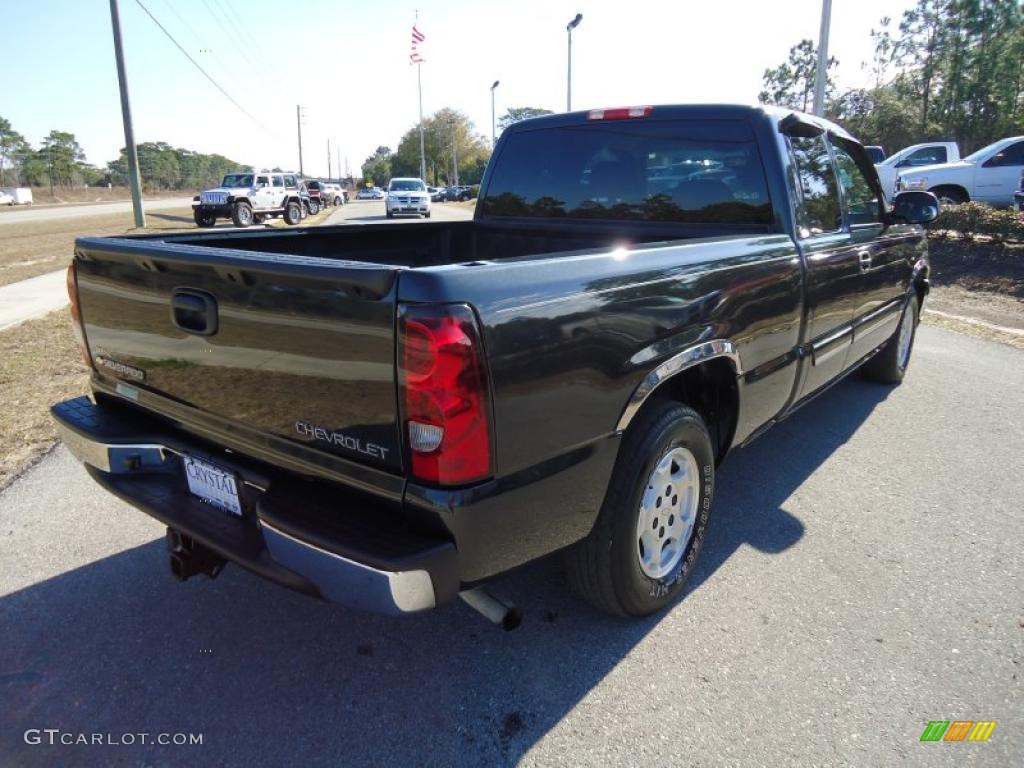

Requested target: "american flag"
[{"left": 410, "top": 24, "right": 425, "bottom": 64}]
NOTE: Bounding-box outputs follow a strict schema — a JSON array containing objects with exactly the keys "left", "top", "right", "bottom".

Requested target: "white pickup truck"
[
  {"left": 874, "top": 142, "right": 960, "bottom": 201},
  {"left": 895, "top": 136, "right": 1024, "bottom": 207}
]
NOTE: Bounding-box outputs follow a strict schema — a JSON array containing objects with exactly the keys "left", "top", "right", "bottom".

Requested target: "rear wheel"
[
  {"left": 386, "top": 209, "right": 394, "bottom": 219},
  {"left": 334, "top": 196, "right": 342, "bottom": 206},
  {"left": 309, "top": 199, "right": 320, "bottom": 215},
  {"left": 231, "top": 201, "right": 253, "bottom": 227},
  {"left": 283, "top": 201, "right": 302, "bottom": 225},
  {"left": 565, "top": 401, "right": 715, "bottom": 617},
  {"left": 862, "top": 294, "right": 919, "bottom": 384},
  {"left": 424, "top": 211, "right": 431, "bottom": 218}
]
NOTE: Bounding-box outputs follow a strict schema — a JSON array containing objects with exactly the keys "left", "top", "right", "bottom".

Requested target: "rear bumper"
[{"left": 51, "top": 396, "right": 459, "bottom": 615}]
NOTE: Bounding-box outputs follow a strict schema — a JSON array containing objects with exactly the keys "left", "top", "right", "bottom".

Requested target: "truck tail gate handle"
[{"left": 171, "top": 288, "right": 218, "bottom": 336}]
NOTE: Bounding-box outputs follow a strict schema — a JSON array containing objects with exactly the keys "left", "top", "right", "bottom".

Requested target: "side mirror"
[{"left": 891, "top": 190, "right": 939, "bottom": 225}]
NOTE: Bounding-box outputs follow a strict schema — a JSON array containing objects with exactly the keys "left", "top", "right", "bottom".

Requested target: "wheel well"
[
  {"left": 928, "top": 183, "right": 969, "bottom": 201},
  {"left": 647, "top": 358, "right": 739, "bottom": 463}
]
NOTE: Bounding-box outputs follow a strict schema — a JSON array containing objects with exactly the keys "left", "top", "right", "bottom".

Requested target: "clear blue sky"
[{"left": 1, "top": 0, "right": 916, "bottom": 177}]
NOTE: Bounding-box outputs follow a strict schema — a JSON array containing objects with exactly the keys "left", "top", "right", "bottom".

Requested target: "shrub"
[{"left": 927, "top": 201, "right": 1024, "bottom": 243}]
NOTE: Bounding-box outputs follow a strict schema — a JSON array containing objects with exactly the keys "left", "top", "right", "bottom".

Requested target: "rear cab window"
[{"left": 480, "top": 119, "right": 773, "bottom": 227}]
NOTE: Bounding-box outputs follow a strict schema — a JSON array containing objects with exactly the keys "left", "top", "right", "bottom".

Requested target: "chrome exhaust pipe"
[{"left": 459, "top": 587, "right": 522, "bottom": 630}]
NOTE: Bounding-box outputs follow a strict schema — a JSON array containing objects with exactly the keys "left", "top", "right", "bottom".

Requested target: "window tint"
[
  {"left": 789, "top": 135, "right": 841, "bottom": 236},
  {"left": 222, "top": 174, "right": 253, "bottom": 188},
  {"left": 984, "top": 141, "right": 1024, "bottom": 167},
  {"left": 480, "top": 120, "right": 772, "bottom": 226},
  {"left": 284, "top": 175, "right": 296, "bottom": 187},
  {"left": 903, "top": 146, "right": 947, "bottom": 166},
  {"left": 271, "top": 175, "right": 284, "bottom": 188},
  {"left": 831, "top": 139, "right": 881, "bottom": 226},
  {"left": 256, "top": 175, "right": 269, "bottom": 186}
]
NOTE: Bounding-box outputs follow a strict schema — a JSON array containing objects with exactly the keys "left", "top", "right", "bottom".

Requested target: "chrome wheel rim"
[
  {"left": 898, "top": 301, "right": 915, "bottom": 370},
  {"left": 636, "top": 446, "right": 699, "bottom": 579}
]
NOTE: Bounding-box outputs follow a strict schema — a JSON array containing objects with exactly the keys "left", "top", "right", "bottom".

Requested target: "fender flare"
[{"left": 615, "top": 340, "right": 743, "bottom": 433}]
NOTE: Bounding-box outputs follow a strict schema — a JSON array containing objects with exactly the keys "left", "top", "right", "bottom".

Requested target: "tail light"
[
  {"left": 66, "top": 262, "right": 93, "bottom": 367},
  {"left": 398, "top": 303, "right": 492, "bottom": 486}
]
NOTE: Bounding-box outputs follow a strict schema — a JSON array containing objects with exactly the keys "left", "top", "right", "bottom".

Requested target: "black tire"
[
  {"left": 309, "top": 199, "right": 320, "bottom": 215},
  {"left": 386, "top": 210, "right": 394, "bottom": 219},
  {"left": 862, "top": 294, "right": 919, "bottom": 384},
  {"left": 334, "top": 196, "right": 342, "bottom": 206},
  {"left": 565, "top": 401, "right": 715, "bottom": 617},
  {"left": 253, "top": 214, "right": 266, "bottom": 225},
  {"left": 231, "top": 201, "right": 253, "bottom": 227},
  {"left": 283, "top": 201, "right": 302, "bottom": 225},
  {"left": 930, "top": 185, "right": 968, "bottom": 206},
  {"left": 193, "top": 210, "right": 217, "bottom": 228},
  {"left": 424, "top": 211, "right": 431, "bottom": 219}
]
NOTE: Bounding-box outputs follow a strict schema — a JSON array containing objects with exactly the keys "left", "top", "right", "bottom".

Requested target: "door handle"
[{"left": 857, "top": 250, "right": 873, "bottom": 272}]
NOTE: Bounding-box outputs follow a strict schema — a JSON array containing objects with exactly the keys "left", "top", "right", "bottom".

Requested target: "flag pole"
[{"left": 417, "top": 61, "right": 426, "bottom": 181}]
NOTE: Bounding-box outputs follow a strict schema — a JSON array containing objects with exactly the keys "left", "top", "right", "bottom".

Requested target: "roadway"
[
  {"left": 0, "top": 197, "right": 195, "bottom": 225},
  {"left": 1, "top": 325, "right": 1020, "bottom": 766}
]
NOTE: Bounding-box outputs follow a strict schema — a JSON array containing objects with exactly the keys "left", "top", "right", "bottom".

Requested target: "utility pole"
[
  {"left": 327, "top": 139, "right": 331, "bottom": 181},
  {"left": 812, "top": 0, "right": 833, "bottom": 116},
  {"left": 109, "top": 0, "right": 145, "bottom": 227},
  {"left": 296, "top": 105, "right": 304, "bottom": 175},
  {"left": 451, "top": 120, "right": 459, "bottom": 187}
]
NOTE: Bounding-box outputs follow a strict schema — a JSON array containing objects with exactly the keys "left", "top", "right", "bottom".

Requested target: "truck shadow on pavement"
[{"left": 1, "top": 377, "right": 890, "bottom": 767}]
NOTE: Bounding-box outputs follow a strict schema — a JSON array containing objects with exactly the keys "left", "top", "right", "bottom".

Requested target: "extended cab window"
[
  {"left": 983, "top": 141, "right": 1024, "bottom": 167},
  {"left": 480, "top": 119, "right": 772, "bottom": 226},
  {"left": 256, "top": 175, "right": 269, "bottom": 187},
  {"left": 902, "top": 146, "right": 947, "bottom": 166},
  {"left": 831, "top": 139, "right": 882, "bottom": 226},
  {"left": 789, "top": 135, "right": 841, "bottom": 236}
]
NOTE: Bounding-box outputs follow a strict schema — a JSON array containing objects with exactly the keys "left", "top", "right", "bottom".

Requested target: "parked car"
[
  {"left": 896, "top": 136, "right": 1024, "bottom": 206},
  {"left": 874, "top": 141, "right": 961, "bottom": 201},
  {"left": 428, "top": 186, "right": 444, "bottom": 202},
  {"left": 323, "top": 183, "right": 345, "bottom": 206},
  {"left": 54, "top": 104, "right": 937, "bottom": 623},
  {"left": 303, "top": 180, "right": 325, "bottom": 213},
  {"left": 284, "top": 175, "right": 311, "bottom": 219},
  {"left": 385, "top": 177, "right": 431, "bottom": 218},
  {"left": 864, "top": 145, "right": 886, "bottom": 163},
  {"left": 192, "top": 172, "right": 304, "bottom": 227},
  {"left": 0, "top": 186, "right": 34, "bottom": 205}
]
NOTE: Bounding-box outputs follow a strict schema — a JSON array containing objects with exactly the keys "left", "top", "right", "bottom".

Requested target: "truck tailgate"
[{"left": 74, "top": 237, "right": 404, "bottom": 473}]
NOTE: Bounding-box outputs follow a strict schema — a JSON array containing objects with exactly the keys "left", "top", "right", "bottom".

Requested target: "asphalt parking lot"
[{"left": 1, "top": 321, "right": 1021, "bottom": 766}]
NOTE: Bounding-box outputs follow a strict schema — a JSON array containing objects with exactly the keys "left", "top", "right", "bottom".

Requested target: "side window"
[
  {"left": 789, "top": 135, "right": 841, "bottom": 236},
  {"left": 831, "top": 139, "right": 881, "bottom": 226},
  {"left": 272, "top": 175, "right": 284, "bottom": 188},
  {"left": 983, "top": 141, "right": 1024, "bottom": 168},
  {"left": 903, "top": 146, "right": 946, "bottom": 166},
  {"left": 284, "top": 175, "right": 296, "bottom": 187},
  {"left": 256, "top": 175, "right": 269, "bottom": 187}
]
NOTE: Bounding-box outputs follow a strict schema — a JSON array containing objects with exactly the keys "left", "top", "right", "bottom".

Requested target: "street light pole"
[
  {"left": 109, "top": 0, "right": 145, "bottom": 227},
  {"left": 566, "top": 13, "right": 582, "bottom": 112},
  {"left": 490, "top": 80, "right": 500, "bottom": 147},
  {"left": 812, "top": 0, "right": 833, "bottom": 116}
]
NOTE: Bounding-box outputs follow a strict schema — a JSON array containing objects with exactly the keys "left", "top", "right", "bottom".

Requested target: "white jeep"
[{"left": 193, "top": 172, "right": 305, "bottom": 228}]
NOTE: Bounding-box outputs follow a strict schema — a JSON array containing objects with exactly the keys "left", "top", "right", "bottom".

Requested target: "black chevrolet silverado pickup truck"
[{"left": 53, "top": 105, "right": 939, "bottom": 621}]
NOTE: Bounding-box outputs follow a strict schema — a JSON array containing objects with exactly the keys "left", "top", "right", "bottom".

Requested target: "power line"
[
  {"left": 133, "top": 0, "right": 278, "bottom": 138},
  {"left": 219, "top": 0, "right": 262, "bottom": 53},
  {"left": 157, "top": 0, "right": 253, "bottom": 96},
  {"left": 201, "top": 0, "right": 267, "bottom": 78}
]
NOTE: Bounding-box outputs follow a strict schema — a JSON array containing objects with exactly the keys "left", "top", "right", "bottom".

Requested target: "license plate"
[{"left": 183, "top": 456, "right": 242, "bottom": 516}]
